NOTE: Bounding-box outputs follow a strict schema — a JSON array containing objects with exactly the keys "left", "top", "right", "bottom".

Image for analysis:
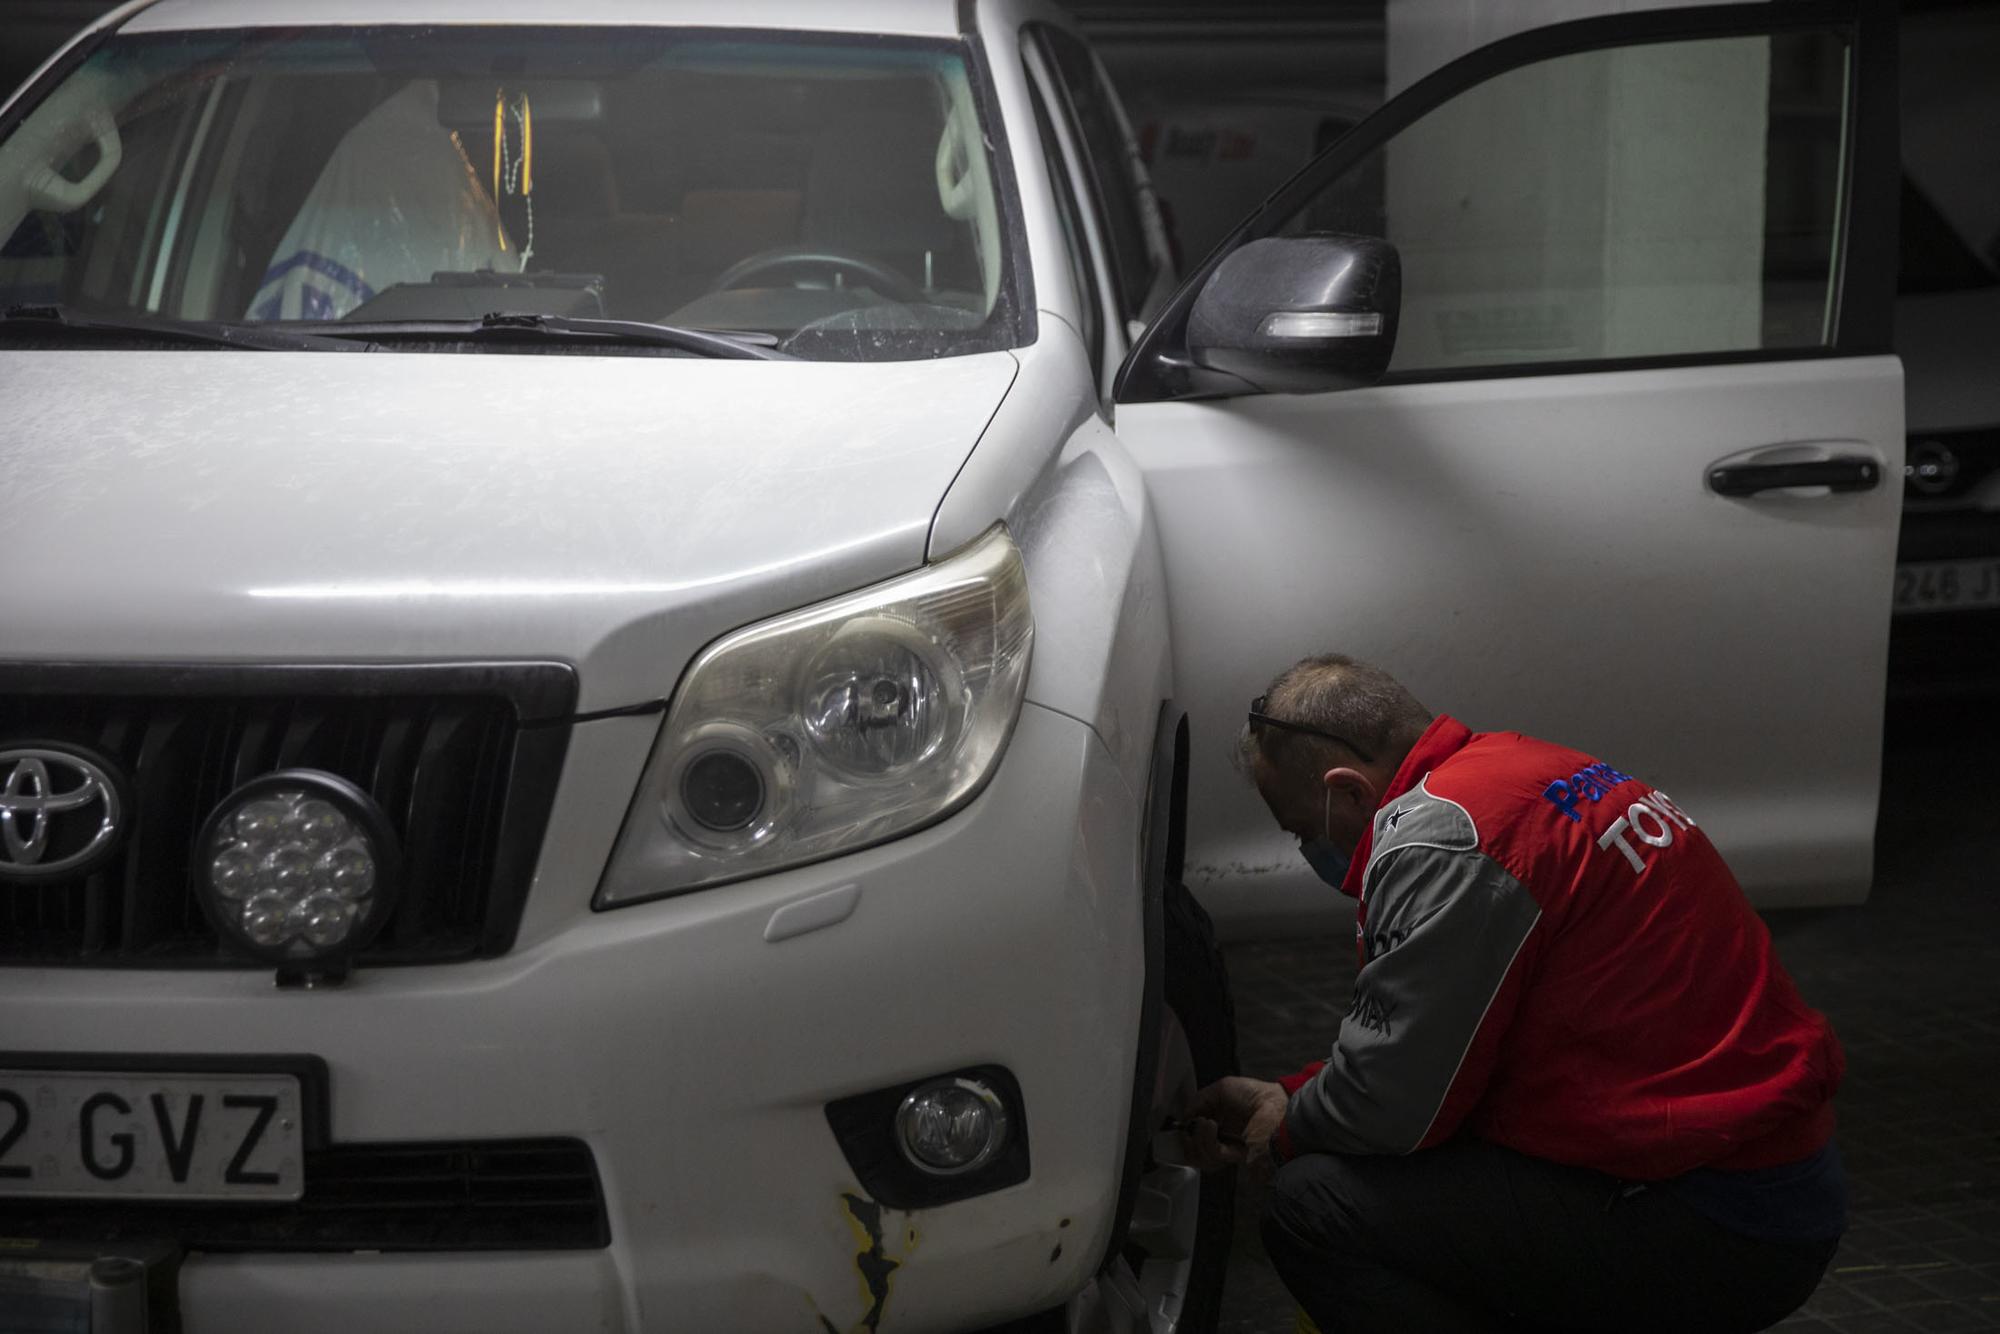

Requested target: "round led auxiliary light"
[{"left": 194, "top": 770, "right": 401, "bottom": 966}]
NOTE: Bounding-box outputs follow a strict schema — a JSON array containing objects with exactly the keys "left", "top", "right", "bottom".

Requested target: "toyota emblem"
[{"left": 0, "top": 744, "right": 126, "bottom": 882}]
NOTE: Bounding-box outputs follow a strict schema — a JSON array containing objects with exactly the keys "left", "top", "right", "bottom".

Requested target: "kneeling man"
[{"left": 1184, "top": 654, "right": 1845, "bottom": 1334}]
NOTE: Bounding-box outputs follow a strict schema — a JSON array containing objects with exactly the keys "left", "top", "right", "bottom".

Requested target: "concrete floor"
[{"left": 1215, "top": 700, "right": 2000, "bottom": 1332}]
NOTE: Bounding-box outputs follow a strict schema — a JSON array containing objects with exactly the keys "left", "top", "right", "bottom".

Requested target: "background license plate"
[
  {"left": 0, "top": 1070, "right": 304, "bottom": 1202},
  {"left": 1894, "top": 558, "right": 2000, "bottom": 614}
]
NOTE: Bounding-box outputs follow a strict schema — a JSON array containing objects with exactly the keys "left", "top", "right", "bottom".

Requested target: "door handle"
[{"left": 1706, "top": 456, "right": 1881, "bottom": 497}]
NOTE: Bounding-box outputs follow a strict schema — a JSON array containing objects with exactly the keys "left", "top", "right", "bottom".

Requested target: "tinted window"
[
  {"left": 1037, "top": 28, "right": 1153, "bottom": 322},
  {"left": 1287, "top": 29, "right": 1851, "bottom": 373},
  {"left": 1026, "top": 65, "right": 1105, "bottom": 375}
]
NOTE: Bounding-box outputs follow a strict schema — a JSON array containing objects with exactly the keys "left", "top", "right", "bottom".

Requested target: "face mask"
[
  {"left": 1299, "top": 788, "right": 1351, "bottom": 887},
  {"left": 1300, "top": 838, "right": 1352, "bottom": 888}
]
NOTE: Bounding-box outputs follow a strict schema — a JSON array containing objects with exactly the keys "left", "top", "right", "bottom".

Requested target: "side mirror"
[{"left": 1186, "top": 234, "right": 1401, "bottom": 395}]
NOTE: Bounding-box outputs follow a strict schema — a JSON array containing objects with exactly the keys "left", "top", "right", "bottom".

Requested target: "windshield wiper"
[
  {"left": 322, "top": 312, "right": 792, "bottom": 361},
  {"left": 0, "top": 304, "right": 364, "bottom": 352}
]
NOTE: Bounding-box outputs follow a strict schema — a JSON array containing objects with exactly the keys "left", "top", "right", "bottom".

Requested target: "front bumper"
[{"left": 0, "top": 703, "right": 1146, "bottom": 1333}]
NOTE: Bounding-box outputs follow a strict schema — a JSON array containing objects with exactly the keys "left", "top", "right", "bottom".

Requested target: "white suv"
[{"left": 0, "top": 1, "right": 1904, "bottom": 1331}]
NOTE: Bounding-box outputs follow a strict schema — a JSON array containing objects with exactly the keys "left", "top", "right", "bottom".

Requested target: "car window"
[
  {"left": 1281, "top": 28, "right": 1852, "bottom": 375},
  {"left": 1032, "top": 26, "right": 1156, "bottom": 325},
  {"left": 0, "top": 27, "right": 1023, "bottom": 361},
  {"left": 1025, "top": 57, "right": 1106, "bottom": 379}
]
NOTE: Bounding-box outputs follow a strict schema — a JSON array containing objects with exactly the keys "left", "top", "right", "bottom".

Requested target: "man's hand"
[{"left": 1179, "top": 1076, "right": 1289, "bottom": 1181}]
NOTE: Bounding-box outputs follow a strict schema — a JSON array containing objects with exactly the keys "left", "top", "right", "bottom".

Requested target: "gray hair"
[{"left": 1239, "top": 653, "right": 1434, "bottom": 787}]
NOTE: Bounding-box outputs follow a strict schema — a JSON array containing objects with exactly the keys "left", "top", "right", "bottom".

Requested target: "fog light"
[
  {"left": 896, "top": 1077, "right": 1009, "bottom": 1176},
  {"left": 195, "top": 771, "right": 399, "bottom": 966}
]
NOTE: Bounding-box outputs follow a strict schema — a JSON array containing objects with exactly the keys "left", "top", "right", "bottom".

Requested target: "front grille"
[
  {"left": 0, "top": 663, "right": 574, "bottom": 966},
  {"left": 0, "top": 1138, "right": 608, "bottom": 1251}
]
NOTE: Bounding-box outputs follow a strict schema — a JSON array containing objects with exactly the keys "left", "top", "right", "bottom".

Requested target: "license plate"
[
  {"left": 1894, "top": 558, "right": 2000, "bottom": 614},
  {"left": 0, "top": 1070, "right": 305, "bottom": 1202}
]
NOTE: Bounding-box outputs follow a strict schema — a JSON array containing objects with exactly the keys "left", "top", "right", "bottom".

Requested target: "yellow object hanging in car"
[
  {"left": 490, "top": 90, "right": 534, "bottom": 252},
  {"left": 492, "top": 89, "right": 505, "bottom": 251},
  {"left": 521, "top": 93, "right": 533, "bottom": 196}
]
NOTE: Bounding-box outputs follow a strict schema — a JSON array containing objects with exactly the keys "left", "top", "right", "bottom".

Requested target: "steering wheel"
[{"left": 707, "top": 246, "right": 926, "bottom": 305}]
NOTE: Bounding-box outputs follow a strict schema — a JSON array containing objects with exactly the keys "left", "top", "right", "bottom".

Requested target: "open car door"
[{"left": 1116, "top": 1, "right": 1902, "bottom": 932}]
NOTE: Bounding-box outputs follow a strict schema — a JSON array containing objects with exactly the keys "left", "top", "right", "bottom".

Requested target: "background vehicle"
[
  {"left": 0, "top": 0, "right": 1903, "bottom": 1329},
  {"left": 1886, "top": 0, "right": 2000, "bottom": 694}
]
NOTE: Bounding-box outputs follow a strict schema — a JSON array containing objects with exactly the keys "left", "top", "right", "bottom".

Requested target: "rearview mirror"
[
  {"left": 437, "top": 80, "right": 606, "bottom": 127},
  {"left": 1187, "top": 235, "right": 1400, "bottom": 395}
]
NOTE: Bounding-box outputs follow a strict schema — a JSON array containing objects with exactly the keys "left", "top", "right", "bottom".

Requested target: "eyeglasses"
[{"left": 1247, "top": 695, "right": 1377, "bottom": 765}]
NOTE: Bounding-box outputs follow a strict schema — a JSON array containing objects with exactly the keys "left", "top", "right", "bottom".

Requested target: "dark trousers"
[{"left": 1260, "top": 1140, "right": 1837, "bottom": 1334}]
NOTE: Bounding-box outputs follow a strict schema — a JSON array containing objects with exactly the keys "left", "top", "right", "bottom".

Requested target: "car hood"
[{"left": 1, "top": 348, "right": 1018, "bottom": 710}]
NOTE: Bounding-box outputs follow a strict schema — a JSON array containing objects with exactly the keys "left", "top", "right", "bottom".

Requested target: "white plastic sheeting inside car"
[
  {"left": 248, "top": 81, "right": 517, "bottom": 321},
  {"left": 0, "top": 64, "right": 136, "bottom": 272},
  {"left": 936, "top": 62, "right": 1002, "bottom": 313}
]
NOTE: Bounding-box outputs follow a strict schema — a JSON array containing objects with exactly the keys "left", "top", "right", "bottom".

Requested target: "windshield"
[{"left": 0, "top": 26, "right": 1022, "bottom": 360}]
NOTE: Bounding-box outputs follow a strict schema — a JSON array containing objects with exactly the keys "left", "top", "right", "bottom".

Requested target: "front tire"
[
  {"left": 1144, "top": 878, "right": 1238, "bottom": 1332},
  {"left": 989, "top": 881, "right": 1237, "bottom": 1334},
  {"left": 1078, "top": 881, "right": 1240, "bottom": 1334}
]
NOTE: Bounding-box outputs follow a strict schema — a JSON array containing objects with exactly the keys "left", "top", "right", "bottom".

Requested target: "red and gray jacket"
[{"left": 1272, "top": 715, "right": 1843, "bottom": 1181}]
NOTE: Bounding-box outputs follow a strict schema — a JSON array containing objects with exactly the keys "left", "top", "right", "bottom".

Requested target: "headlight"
[{"left": 596, "top": 525, "right": 1033, "bottom": 906}]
